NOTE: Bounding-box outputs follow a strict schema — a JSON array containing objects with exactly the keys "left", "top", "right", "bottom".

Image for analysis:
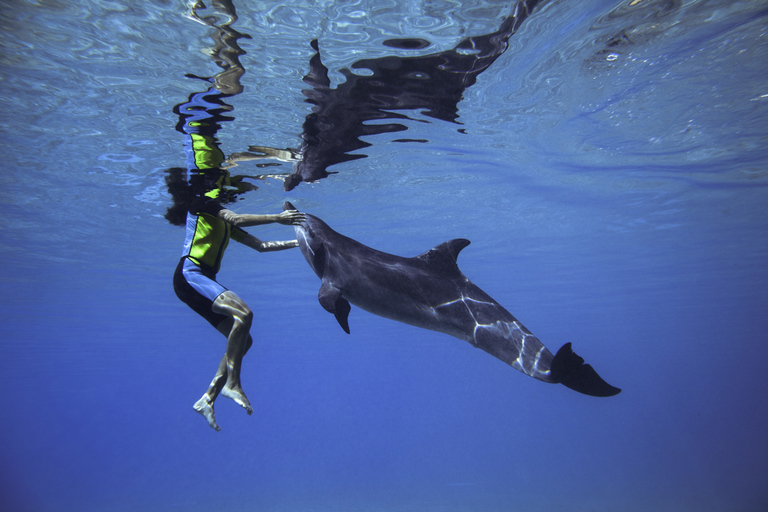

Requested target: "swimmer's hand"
[{"left": 278, "top": 209, "right": 305, "bottom": 225}]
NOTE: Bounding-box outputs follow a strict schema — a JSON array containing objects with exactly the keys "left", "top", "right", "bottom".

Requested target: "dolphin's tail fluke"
[{"left": 550, "top": 343, "right": 621, "bottom": 397}]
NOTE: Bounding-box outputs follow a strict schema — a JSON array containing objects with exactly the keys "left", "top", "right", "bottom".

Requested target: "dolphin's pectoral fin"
[
  {"left": 333, "top": 298, "right": 351, "bottom": 334},
  {"left": 317, "top": 282, "right": 340, "bottom": 314},
  {"left": 550, "top": 343, "right": 621, "bottom": 397},
  {"left": 415, "top": 238, "right": 471, "bottom": 276},
  {"left": 318, "top": 281, "right": 351, "bottom": 334}
]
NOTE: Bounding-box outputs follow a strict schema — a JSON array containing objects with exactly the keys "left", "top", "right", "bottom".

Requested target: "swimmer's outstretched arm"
[
  {"left": 218, "top": 208, "right": 305, "bottom": 227},
  {"left": 238, "top": 235, "right": 299, "bottom": 253}
]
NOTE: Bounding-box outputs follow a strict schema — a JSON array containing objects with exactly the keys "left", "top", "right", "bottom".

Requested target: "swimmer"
[{"left": 170, "top": 169, "right": 304, "bottom": 430}]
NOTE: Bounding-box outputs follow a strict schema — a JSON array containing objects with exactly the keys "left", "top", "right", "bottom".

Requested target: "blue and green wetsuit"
[{"left": 173, "top": 191, "right": 247, "bottom": 327}]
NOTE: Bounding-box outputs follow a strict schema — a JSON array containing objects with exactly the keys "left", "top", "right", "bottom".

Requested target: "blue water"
[{"left": 2, "top": 0, "right": 767, "bottom": 510}]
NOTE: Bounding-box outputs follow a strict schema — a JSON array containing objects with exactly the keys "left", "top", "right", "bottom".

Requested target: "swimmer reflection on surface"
[{"left": 166, "top": 167, "right": 304, "bottom": 431}]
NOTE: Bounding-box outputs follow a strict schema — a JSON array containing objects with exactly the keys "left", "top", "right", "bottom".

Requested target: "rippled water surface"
[{"left": 2, "top": 1, "right": 767, "bottom": 511}]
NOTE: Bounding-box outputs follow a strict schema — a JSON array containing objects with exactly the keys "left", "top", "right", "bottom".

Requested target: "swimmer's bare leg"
[
  {"left": 193, "top": 319, "right": 256, "bottom": 430},
  {"left": 194, "top": 354, "right": 228, "bottom": 431},
  {"left": 212, "top": 291, "right": 254, "bottom": 415}
]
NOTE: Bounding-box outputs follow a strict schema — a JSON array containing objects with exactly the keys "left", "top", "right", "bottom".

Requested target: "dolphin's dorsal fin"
[{"left": 416, "top": 238, "right": 470, "bottom": 276}]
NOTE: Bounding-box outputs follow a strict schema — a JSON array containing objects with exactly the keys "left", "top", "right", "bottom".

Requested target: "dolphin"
[{"left": 284, "top": 202, "right": 620, "bottom": 397}]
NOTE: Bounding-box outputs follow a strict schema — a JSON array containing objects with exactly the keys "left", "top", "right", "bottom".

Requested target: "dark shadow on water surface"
[{"left": 283, "top": 0, "right": 542, "bottom": 190}]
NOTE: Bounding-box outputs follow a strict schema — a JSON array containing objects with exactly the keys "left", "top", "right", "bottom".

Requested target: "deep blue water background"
[{"left": 2, "top": 0, "right": 767, "bottom": 511}]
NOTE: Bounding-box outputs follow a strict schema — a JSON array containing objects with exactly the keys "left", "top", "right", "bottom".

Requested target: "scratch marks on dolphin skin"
[
  {"left": 469, "top": 314, "right": 550, "bottom": 378},
  {"left": 433, "top": 294, "right": 534, "bottom": 362},
  {"left": 516, "top": 341, "right": 551, "bottom": 379},
  {"left": 530, "top": 344, "right": 550, "bottom": 377},
  {"left": 298, "top": 230, "right": 314, "bottom": 258},
  {"left": 432, "top": 294, "right": 495, "bottom": 330},
  {"left": 434, "top": 294, "right": 496, "bottom": 312}
]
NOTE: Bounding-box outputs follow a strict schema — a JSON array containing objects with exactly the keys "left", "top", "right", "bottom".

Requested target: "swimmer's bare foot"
[
  {"left": 194, "top": 396, "right": 221, "bottom": 431},
  {"left": 221, "top": 385, "right": 253, "bottom": 415}
]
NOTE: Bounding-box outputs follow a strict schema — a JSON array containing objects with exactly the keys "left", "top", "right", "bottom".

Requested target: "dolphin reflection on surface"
[{"left": 274, "top": 0, "right": 542, "bottom": 190}]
